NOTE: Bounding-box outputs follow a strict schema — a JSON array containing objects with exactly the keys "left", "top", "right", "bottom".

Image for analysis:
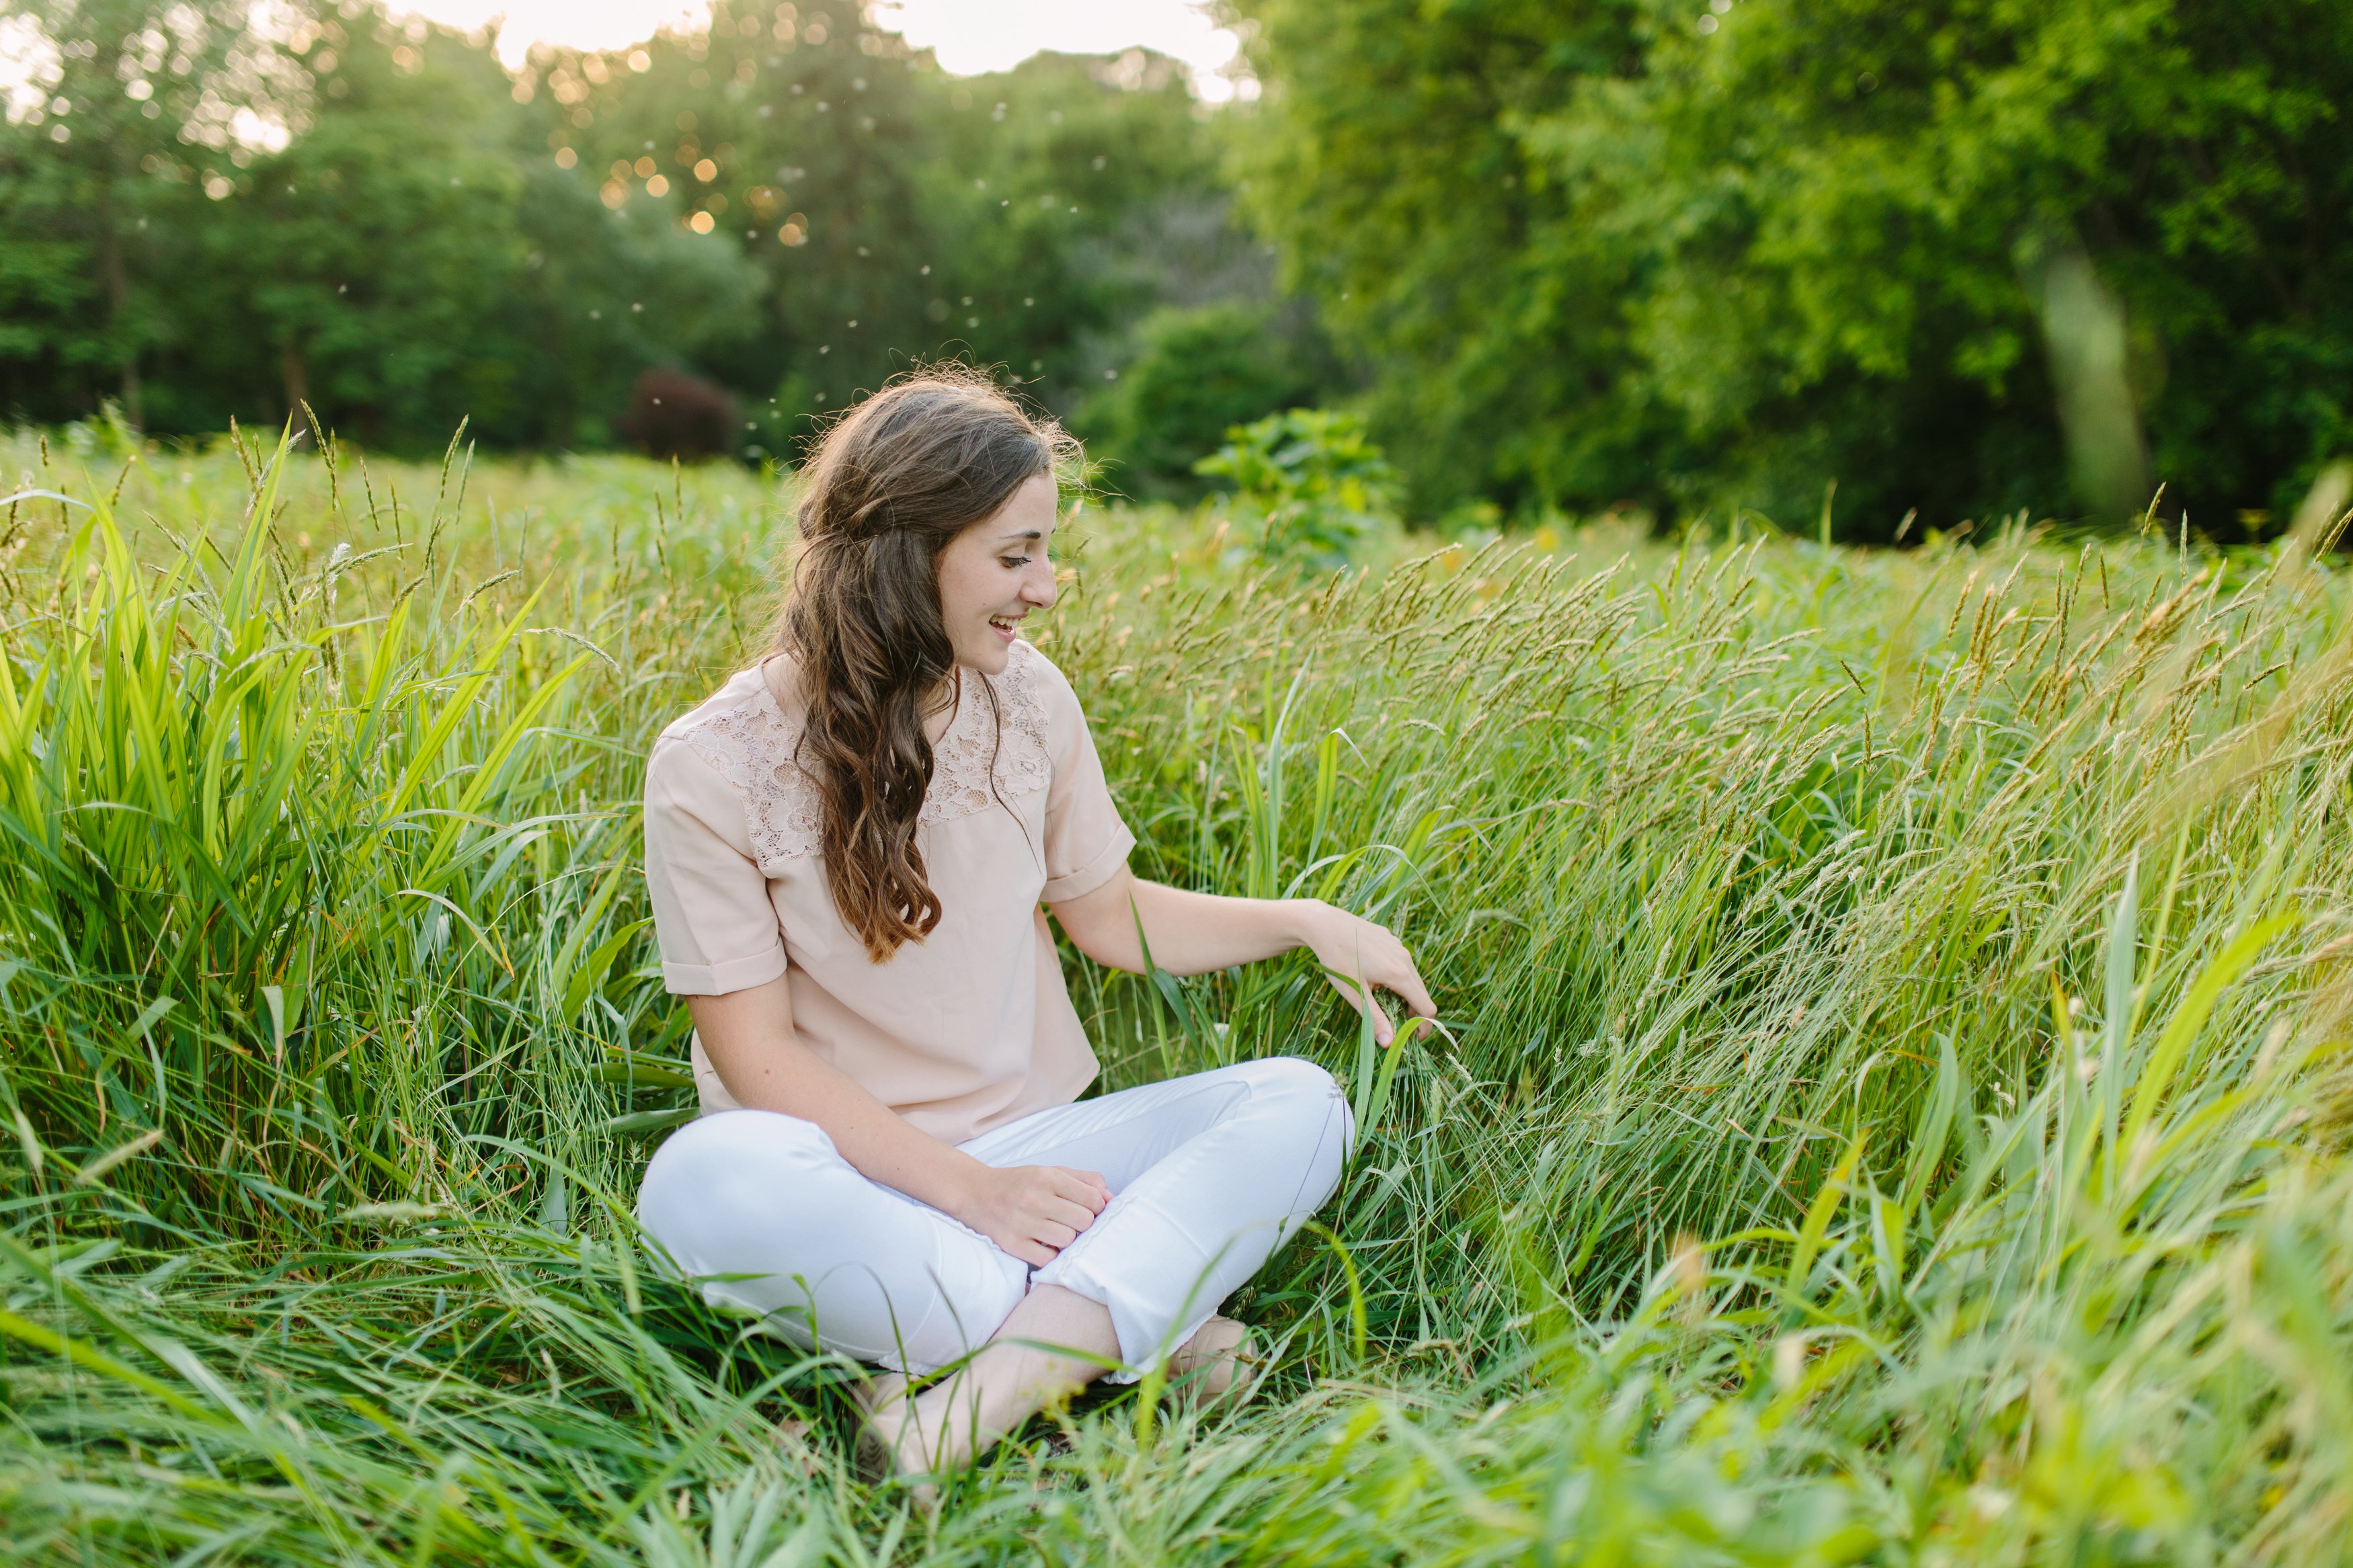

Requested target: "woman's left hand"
[{"left": 1291, "top": 900, "right": 1436, "bottom": 1046}]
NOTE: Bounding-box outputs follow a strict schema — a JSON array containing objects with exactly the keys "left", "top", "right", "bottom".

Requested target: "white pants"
[{"left": 636, "top": 1057, "right": 1353, "bottom": 1381}]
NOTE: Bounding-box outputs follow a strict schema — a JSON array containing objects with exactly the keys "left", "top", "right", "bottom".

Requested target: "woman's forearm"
[
  {"left": 1050, "top": 868, "right": 1437, "bottom": 1044},
  {"left": 1051, "top": 870, "right": 1316, "bottom": 976},
  {"left": 686, "top": 979, "right": 988, "bottom": 1214}
]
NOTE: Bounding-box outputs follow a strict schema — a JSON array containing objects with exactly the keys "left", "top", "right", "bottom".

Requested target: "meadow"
[{"left": 1, "top": 426, "right": 2351, "bottom": 1565}]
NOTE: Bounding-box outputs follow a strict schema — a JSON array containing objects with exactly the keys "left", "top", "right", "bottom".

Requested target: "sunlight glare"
[{"left": 392, "top": 0, "right": 1247, "bottom": 98}]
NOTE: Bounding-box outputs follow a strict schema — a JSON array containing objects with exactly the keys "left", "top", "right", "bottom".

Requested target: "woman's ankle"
[
  {"left": 1167, "top": 1315, "right": 1257, "bottom": 1402},
  {"left": 859, "top": 1379, "right": 948, "bottom": 1477}
]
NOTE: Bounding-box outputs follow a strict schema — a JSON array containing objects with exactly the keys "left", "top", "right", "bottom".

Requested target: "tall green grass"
[{"left": 1, "top": 429, "right": 2349, "bottom": 1563}]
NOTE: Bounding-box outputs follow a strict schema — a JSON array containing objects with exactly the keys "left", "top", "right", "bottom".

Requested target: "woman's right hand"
[{"left": 952, "top": 1163, "right": 1111, "bottom": 1266}]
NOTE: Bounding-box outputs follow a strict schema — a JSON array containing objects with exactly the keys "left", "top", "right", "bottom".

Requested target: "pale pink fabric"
[{"left": 641, "top": 640, "right": 1135, "bottom": 1145}]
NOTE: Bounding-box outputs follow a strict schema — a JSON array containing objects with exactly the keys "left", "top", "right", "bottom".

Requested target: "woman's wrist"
[
  {"left": 934, "top": 1150, "right": 998, "bottom": 1225},
  {"left": 1281, "top": 897, "right": 1335, "bottom": 951}
]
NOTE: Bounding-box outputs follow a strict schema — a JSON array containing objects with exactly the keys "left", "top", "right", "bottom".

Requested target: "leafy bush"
[
  {"left": 1193, "top": 407, "right": 1400, "bottom": 569},
  {"left": 1081, "top": 300, "right": 1340, "bottom": 499},
  {"left": 617, "top": 368, "right": 743, "bottom": 462}
]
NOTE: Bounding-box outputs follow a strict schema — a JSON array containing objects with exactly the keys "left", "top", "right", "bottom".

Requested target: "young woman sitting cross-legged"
[{"left": 635, "top": 371, "right": 1434, "bottom": 1478}]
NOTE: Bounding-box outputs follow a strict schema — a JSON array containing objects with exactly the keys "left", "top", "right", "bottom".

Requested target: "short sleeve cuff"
[
  {"left": 662, "top": 942, "right": 789, "bottom": 997},
  {"left": 1041, "top": 821, "right": 1136, "bottom": 903}
]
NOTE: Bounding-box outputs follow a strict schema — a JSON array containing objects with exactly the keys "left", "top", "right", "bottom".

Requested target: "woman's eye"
[{"left": 1002, "top": 556, "right": 1031, "bottom": 569}]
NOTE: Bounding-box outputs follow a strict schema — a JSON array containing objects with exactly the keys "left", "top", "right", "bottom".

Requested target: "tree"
[
  {"left": 214, "top": 13, "right": 762, "bottom": 450},
  {"left": 549, "top": 18, "right": 1263, "bottom": 449},
  {"left": 0, "top": 1, "right": 1296, "bottom": 456},
  {"left": 0, "top": 0, "right": 264, "bottom": 427},
  {"left": 1234, "top": 0, "right": 2353, "bottom": 532},
  {"left": 0, "top": 2, "right": 766, "bottom": 448},
  {"left": 925, "top": 48, "right": 1261, "bottom": 422},
  {"left": 1228, "top": 0, "right": 1667, "bottom": 520},
  {"left": 180, "top": 15, "right": 539, "bottom": 442},
  {"left": 1599, "top": 0, "right": 2353, "bottom": 530}
]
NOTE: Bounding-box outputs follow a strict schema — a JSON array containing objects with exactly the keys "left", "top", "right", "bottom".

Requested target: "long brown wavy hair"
[{"left": 778, "top": 370, "right": 1080, "bottom": 962}]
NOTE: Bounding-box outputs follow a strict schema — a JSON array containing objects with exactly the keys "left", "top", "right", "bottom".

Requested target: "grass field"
[{"left": 3, "top": 426, "right": 2352, "bottom": 1565}]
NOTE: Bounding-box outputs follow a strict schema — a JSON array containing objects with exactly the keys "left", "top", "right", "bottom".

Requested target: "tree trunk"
[
  {"left": 2019, "top": 230, "right": 2154, "bottom": 527},
  {"left": 282, "top": 338, "right": 311, "bottom": 435},
  {"left": 95, "top": 185, "right": 142, "bottom": 431}
]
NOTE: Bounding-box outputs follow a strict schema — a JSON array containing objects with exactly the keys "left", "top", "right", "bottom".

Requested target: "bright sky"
[{"left": 397, "top": 0, "right": 1250, "bottom": 99}]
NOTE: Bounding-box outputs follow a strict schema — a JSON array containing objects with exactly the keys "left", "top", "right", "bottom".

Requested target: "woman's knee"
[
  {"left": 646, "top": 1108, "right": 834, "bottom": 1183},
  {"left": 638, "top": 1110, "right": 836, "bottom": 1248},
  {"left": 1242, "top": 1056, "right": 1354, "bottom": 1145},
  {"left": 1245, "top": 1055, "right": 1345, "bottom": 1103}
]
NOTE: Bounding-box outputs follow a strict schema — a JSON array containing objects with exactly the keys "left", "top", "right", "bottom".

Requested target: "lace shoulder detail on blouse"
[
  {"left": 676, "top": 679, "right": 825, "bottom": 870},
  {"left": 675, "top": 645, "right": 1053, "bottom": 871}
]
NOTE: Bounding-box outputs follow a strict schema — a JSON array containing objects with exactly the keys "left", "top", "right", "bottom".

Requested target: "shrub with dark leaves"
[{"left": 618, "top": 369, "right": 742, "bottom": 462}]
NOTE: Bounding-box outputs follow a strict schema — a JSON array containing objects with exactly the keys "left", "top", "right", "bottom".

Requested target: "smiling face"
[{"left": 933, "top": 471, "right": 1060, "bottom": 676}]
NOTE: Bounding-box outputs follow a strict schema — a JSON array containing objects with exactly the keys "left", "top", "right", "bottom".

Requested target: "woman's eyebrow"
[{"left": 996, "top": 528, "right": 1046, "bottom": 544}]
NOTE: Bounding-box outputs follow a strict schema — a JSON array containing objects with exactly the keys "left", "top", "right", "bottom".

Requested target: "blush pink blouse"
[{"left": 641, "top": 640, "right": 1135, "bottom": 1145}]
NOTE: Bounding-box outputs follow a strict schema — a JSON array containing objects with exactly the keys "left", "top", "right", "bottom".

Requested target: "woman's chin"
[{"left": 955, "top": 639, "right": 1014, "bottom": 675}]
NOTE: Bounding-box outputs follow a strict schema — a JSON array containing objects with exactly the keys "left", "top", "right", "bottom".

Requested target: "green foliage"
[
  {"left": 0, "top": 2, "right": 772, "bottom": 452},
  {"left": 1606, "top": 0, "right": 2353, "bottom": 530},
  {"left": 1194, "top": 407, "right": 1399, "bottom": 568},
  {"left": 1233, "top": 0, "right": 2353, "bottom": 532},
  {"left": 0, "top": 0, "right": 238, "bottom": 427},
  {"left": 1081, "top": 300, "right": 1341, "bottom": 499},
  {"left": 0, "top": 3, "right": 1281, "bottom": 454},
  {"left": 888, "top": 50, "right": 1252, "bottom": 419},
  {"left": 1226, "top": 0, "right": 1665, "bottom": 520},
  {"left": 4, "top": 442, "right": 2353, "bottom": 1561},
  {"left": 219, "top": 23, "right": 763, "bottom": 450}
]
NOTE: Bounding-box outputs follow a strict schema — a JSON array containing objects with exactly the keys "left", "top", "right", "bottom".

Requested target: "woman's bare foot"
[
  {"left": 861, "top": 1285, "right": 1120, "bottom": 1481},
  {"left": 855, "top": 1376, "right": 928, "bottom": 1482},
  {"left": 846, "top": 1303, "right": 1254, "bottom": 1482},
  {"left": 776, "top": 1368, "right": 908, "bottom": 1477},
  {"left": 1166, "top": 1315, "right": 1258, "bottom": 1405}
]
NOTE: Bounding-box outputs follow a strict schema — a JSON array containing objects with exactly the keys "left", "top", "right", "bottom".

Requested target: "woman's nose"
[{"left": 1023, "top": 558, "right": 1058, "bottom": 609}]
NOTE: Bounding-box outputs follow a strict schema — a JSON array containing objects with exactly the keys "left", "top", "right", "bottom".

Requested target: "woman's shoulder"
[
  {"left": 646, "top": 660, "right": 820, "bottom": 865},
  {"left": 653, "top": 664, "right": 788, "bottom": 768},
  {"left": 649, "top": 660, "right": 793, "bottom": 784},
  {"left": 1003, "top": 637, "right": 1084, "bottom": 716}
]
